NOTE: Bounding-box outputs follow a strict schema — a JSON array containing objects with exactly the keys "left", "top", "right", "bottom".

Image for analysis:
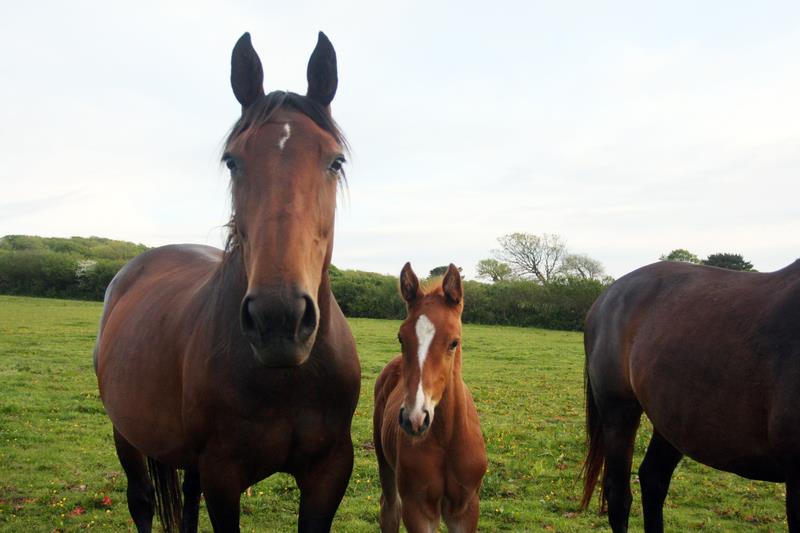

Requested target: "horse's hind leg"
[
  {"left": 113, "top": 428, "right": 155, "bottom": 533},
  {"left": 601, "top": 400, "right": 642, "bottom": 533},
  {"left": 181, "top": 467, "right": 202, "bottom": 533},
  {"left": 639, "top": 430, "right": 682, "bottom": 533}
]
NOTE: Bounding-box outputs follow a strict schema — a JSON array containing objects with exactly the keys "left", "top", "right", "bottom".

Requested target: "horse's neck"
[{"left": 315, "top": 266, "right": 335, "bottom": 335}]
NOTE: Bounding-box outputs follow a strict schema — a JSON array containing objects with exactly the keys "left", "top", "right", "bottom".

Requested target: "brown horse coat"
[
  {"left": 95, "top": 32, "right": 360, "bottom": 533},
  {"left": 373, "top": 264, "right": 487, "bottom": 533},
  {"left": 583, "top": 259, "right": 800, "bottom": 532}
]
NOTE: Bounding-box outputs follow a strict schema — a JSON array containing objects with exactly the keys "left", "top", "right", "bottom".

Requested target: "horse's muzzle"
[
  {"left": 240, "top": 286, "right": 318, "bottom": 366},
  {"left": 399, "top": 405, "right": 431, "bottom": 436}
]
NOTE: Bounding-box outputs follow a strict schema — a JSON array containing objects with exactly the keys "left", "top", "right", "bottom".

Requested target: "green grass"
[{"left": 0, "top": 294, "right": 788, "bottom": 531}]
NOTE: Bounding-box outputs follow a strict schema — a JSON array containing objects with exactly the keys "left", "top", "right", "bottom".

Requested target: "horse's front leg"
[
  {"left": 199, "top": 458, "right": 245, "bottom": 533},
  {"left": 294, "top": 435, "right": 354, "bottom": 533}
]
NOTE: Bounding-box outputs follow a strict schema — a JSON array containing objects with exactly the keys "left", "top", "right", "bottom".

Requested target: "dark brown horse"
[
  {"left": 582, "top": 259, "right": 800, "bottom": 532},
  {"left": 94, "top": 32, "right": 360, "bottom": 533},
  {"left": 373, "top": 263, "right": 487, "bottom": 533}
]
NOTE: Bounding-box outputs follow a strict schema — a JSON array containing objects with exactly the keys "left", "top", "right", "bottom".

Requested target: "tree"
[
  {"left": 561, "top": 253, "right": 607, "bottom": 281},
  {"left": 493, "top": 232, "right": 566, "bottom": 284},
  {"left": 660, "top": 248, "right": 700, "bottom": 264},
  {"left": 429, "top": 266, "right": 449, "bottom": 278},
  {"left": 702, "top": 253, "right": 754, "bottom": 271},
  {"left": 475, "top": 258, "right": 513, "bottom": 282}
]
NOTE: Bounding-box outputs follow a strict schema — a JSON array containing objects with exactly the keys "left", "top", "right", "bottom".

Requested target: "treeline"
[
  {"left": 0, "top": 236, "right": 606, "bottom": 331},
  {"left": 329, "top": 266, "right": 605, "bottom": 331},
  {"left": 0, "top": 235, "right": 148, "bottom": 301}
]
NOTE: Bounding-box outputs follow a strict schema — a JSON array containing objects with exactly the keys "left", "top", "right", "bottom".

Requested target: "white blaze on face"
[
  {"left": 413, "top": 314, "right": 436, "bottom": 416},
  {"left": 278, "top": 123, "right": 291, "bottom": 151}
]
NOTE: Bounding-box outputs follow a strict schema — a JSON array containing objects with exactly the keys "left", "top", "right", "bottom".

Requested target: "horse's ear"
[
  {"left": 442, "top": 264, "right": 463, "bottom": 306},
  {"left": 306, "top": 32, "right": 338, "bottom": 107},
  {"left": 231, "top": 32, "right": 264, "bottom": 108},
  {"left": 400, "top": 262, "right": 422, "bottom": 305}
]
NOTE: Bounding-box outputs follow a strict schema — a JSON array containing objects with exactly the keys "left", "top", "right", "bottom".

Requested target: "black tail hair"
[
  {"left": 580, "top": 366, "right": 607, "bottom": 511},
  {"left": 146, "top": 457, "right": 182, "bottom": 532}
]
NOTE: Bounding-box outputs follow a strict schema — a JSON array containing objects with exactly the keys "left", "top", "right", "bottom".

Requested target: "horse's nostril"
[
  {"left": 297, "top": 293, "right": 317, "bottom": 342},
  {"left": 423, "top": 409, "right": 430, "bottom": 428},
  {"left": 240, "top": 296, "right": 256, "bottom": 333}
]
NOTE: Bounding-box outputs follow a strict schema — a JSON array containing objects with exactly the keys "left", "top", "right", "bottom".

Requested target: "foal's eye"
[
  {"left": 448, "top": 339, "right": 459, "bottom": 351},
  {"left": 328, "top": 155, "right": 346, "bottom": 174},
  {"left": 397, "top": 334, "right": 403, "bottom": 346}
]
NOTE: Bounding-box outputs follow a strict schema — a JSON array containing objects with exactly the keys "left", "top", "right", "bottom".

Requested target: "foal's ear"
[
  {"left": 231, "top": 32, "right": 264, "bottom": 108},
  {"left": 400, "top": 262, "right": 422, "bottom": 305},
  {"left": 306, "top": 32, "right": 338, "bottom": 107},
  {"left": 442, "top": 264, "right": 463, "bottom": 306}
]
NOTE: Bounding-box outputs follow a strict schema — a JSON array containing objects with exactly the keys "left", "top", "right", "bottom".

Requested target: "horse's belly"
[
  {"left": 97, "top": 311, "right": 188, "bottom": 462},
  {"left": 638, "top": 380, "right": 782, "bottom": 481}
]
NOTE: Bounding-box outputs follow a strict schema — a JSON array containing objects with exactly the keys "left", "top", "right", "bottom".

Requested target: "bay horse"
[
  {"left": 582, "top": 259, "right": 800, "bottom": 532},
  {"left": 373, "top": 263, "right": 487, "bottom": 533},
  {"left": 93, "top": 32, "right": 360, "bottom": 533}
]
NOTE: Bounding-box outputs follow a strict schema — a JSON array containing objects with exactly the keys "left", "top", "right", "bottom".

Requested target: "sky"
[{"left": 2, "top": 1, "right": 799, "bottom": 279}]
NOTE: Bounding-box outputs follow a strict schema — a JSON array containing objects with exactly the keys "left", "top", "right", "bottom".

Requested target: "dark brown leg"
[
  {"left": 199, "top": 459, "right": 242, "bottom": 533},
  {"left": 181, "top": 467, "right": 202, "bottom": 533},
  {"left": 787, "top": 477, "right": 800, "bottom": 533},
  {"left": 113, "top": 428, "right": 155, "bottom": 533},
  {"left": 639, "top": 431, "right": 683, "bottom": 533},
  {"left": 294, "top": 437, "right": 354, "bottom": 533},
  {"left": 601, "top": 401, "right": 642, "bottom": 533}
]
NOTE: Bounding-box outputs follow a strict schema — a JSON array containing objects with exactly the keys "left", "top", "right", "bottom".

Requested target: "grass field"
[{"left": 0, "top": 294, "right": 788, "bottom": 531}]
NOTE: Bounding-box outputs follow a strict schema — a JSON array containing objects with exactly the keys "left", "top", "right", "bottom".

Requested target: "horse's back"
[
  {"left": 587, "top": 260, "right": 800, "bottom": 479},
  {"left": 95, "top": 244, "right": 223, "bottom": 461}
]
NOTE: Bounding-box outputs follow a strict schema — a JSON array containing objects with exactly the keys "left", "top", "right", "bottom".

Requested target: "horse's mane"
[
  {"left": 420, "top": 277, "right": 446, "bottom": 297},
  {"left": 221, "top": 91, "right": 348, "bottom": 257},
  {"left": 224, "top": 90, "right": 347, "bottom": 150}
]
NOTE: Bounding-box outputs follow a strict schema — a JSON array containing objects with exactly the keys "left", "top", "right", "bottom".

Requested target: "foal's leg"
[
  {"left": 601, "top": 401, "right": 642, "bottom": 533},
  {"left": 639, "top": 431, "right": 683, "bottom": 533},
  {"left": 442, "top": 492, "right": 479, "bottom": 533},
  {"left": 375, "top": 434, "right": 401, "bottom": 532},
  {"left": 400, "top": 496, "right": 440, "bottom": 533},
  {"left": 181, "top": 467, "right": 202, "bottom": 533},
  {"left": 113, "top": 428, "right": 155, "bottom": 533},
  {"left": 294, "top": 437, "right": 355, "bottom": 532}
]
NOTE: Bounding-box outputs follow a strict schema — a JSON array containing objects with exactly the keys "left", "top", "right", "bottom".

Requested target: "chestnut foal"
[{"left": 373, "top": 263, "right": 487, "bottom": 533}]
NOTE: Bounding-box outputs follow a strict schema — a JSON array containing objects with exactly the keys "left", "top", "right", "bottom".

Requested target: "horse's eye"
[
  {"left": 448, "top": 339, "right": 459, "bottom": 351},
  {"left": 397, "top": 334, "right": 403, "bottom": 346},
  {"left": 328, "top": 155, "right": 346, "bottom": 174},
  {"left": 224, "top": 156, "right": 238, "bottom": 173}
]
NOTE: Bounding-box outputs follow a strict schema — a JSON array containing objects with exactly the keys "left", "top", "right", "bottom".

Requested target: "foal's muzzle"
[
  {"left": 240, "top": 286, "right": 318, "bottom": 367},
  {"left": 399, "top": 405, "right": 431, "bottom": 436}
]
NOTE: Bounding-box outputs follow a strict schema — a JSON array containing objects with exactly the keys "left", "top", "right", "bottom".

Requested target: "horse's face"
[
  {"left": 224, "top": 33, "right": 344, "bottom": 367},
  {"left": 396, "top": 263, "right": 464, "bottom": 437}
]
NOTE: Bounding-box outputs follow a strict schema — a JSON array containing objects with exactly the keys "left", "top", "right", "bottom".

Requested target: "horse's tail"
[
  {"left": 146, "top": 457, "right": 182, "bottom": 533},
  {"left": 580, "top": 362, "right": 606, "bottom": 511}
]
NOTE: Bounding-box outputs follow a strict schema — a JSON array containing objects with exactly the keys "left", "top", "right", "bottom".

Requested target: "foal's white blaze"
[
  {"left": 278, "top": 123, "right": 291, "bottom": 151},
  {"left": 412, "top": 314, "right": 436, "bottom": 417}
]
